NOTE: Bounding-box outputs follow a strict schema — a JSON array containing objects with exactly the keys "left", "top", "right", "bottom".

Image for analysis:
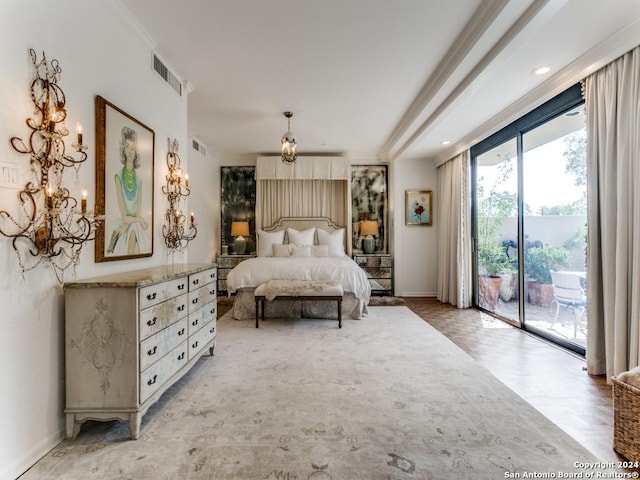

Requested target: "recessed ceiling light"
[
  {"left": 441, "top": 140, "right": 451, "bottom": 145},
  {"left": 532, "top": 65, "right": 552, "bottom": 76}
]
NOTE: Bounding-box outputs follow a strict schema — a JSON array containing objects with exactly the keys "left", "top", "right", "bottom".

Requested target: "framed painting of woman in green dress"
[{"left": 95, "top": 95, "right": 154, "bottom": 262}]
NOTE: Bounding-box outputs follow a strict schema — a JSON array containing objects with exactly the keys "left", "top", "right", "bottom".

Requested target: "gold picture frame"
[
  {"left": 95, "top": 95, "right": 155, "bottom": 262},
  {"left": 405, "top": 190, "right": 433, "bottom": 226}
]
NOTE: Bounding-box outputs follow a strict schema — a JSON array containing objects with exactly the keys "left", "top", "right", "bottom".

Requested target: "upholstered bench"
[{"left": 254, "top": 280, "right": 344, "bottom": 328}]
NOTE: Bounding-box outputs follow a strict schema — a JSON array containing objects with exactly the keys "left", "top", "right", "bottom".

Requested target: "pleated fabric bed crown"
[{"left": 256, "top": 156, "right": 350, "bottom": 180}]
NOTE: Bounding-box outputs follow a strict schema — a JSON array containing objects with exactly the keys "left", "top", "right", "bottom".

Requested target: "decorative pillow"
[
  {"left": 286, "top": 227, "right": 316, "bottom": 246},
  {"left": 312, "top": 244, "right": 329, "bottom": 257},
  {"left": 317, "top": 228, "right": 345, "bottom": 257},
  {"left": 291, "top": 245, "right": 312, "bottom": 257},
  {"left": 272, "top": 244, "right": 292, "bottom": 257},
  {"left": 256, "top": 229, "right": 285, "bottom": 257}
]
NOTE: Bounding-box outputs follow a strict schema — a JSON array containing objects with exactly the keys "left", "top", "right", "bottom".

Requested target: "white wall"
[
  {"left": 392, "top": 157, "right": 439, "bottom": 296},
  {"left": 187, "top": 145, "right": 220, "bottom": 263},
  {"left": 0, "top": 1, "right": 215, "bottom": 478}
]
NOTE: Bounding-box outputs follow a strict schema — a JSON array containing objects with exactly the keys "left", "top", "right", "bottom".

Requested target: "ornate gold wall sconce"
[
  {"left": 162, "top": 138, "right": 196, "bottom": 252},
  {"left": 0, "top": 49, "right": 102, "bottom": 284}
]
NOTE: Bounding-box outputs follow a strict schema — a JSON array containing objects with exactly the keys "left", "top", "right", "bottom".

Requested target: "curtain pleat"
[
  {"left": 258, "top": 179, "right": 348, "bottom": 231},
  {"left": 585, "top": 45, "right": 640, "bottom": 380},
  {"left": 436, "top": 150, "right": 472, "bottom": 308}
]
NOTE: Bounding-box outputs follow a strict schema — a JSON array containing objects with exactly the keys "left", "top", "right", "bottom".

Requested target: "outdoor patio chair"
[{"left": 550, "top": 270, "right": 586, "bottom": 338}]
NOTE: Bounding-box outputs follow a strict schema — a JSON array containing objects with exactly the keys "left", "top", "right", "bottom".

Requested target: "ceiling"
[{"left": 117, "top": 0, "right": 640, "bottom": 164}]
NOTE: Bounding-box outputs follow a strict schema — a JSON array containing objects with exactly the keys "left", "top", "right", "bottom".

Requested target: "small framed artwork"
[
  {"left": 95, "top": 95, "right": 155, "bottom": 262},
  {"left": 405, "top": 190, "right": 432, "bottom": 226}
]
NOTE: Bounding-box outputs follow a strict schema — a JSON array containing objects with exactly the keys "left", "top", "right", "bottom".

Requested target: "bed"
[{"left": 226, "top": 217, "right": 371, "bottom": 320}]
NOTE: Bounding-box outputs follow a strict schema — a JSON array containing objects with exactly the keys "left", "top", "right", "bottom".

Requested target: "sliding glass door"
[
  {"left": 475, "top": 139, "right": 520, "bottom": 325},
  {"left": 522, "top": 106, "right": 587, "bottom": 349},
  {"left": 472, "top": 84, "right": 587, "bottom": 354}
]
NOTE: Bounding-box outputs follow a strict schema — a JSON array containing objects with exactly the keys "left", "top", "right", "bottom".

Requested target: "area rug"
[{"left": 21, "top": 307, "right": 606, "bottom": 480}]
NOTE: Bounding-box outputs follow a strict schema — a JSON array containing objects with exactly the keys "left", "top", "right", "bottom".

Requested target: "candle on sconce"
[
  {"left": 185, "top": 174, "right": 189, "bottom": 188},
  {"left": 46, "top": 183, "right": 53, "bottom": 209},
  {"left": 81, "top": 189, "right": 87, "bottom": 215},
  {"left": 76, "top": 123, "right": 83, "bottom": 146},
  {"left": 190, "top": 212, "right": 195, "bottom": 225}
]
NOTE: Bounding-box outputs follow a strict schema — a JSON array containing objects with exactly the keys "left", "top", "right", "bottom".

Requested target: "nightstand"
[
  {"left": 216, "top": 254, "right": 255, "bottom": 295},
  {"left": 352, "top": 253, "right": 393, "bottom": 296}
]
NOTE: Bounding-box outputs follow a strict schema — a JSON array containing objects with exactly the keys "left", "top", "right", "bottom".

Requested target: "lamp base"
[
  {"left": 363, "top": 236, "right": 375, "bottom": 254},
  {"left": 234, "top": 236, "right": 246, "bottom": 255}
]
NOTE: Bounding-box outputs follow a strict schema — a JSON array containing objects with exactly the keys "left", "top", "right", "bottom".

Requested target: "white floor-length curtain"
[
  {"left": 585, "top": 45, "right": 640, "bottom": 380},
  {"left": 436, "top": 150, "right": 472, "bottom": 308}
]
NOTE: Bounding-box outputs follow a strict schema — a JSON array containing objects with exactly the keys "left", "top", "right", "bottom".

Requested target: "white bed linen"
[{"left": 226, "top": 256, "right": 371, "bottom": 303}]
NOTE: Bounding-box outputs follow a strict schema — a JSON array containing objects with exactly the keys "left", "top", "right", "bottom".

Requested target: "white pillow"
[
  {"left": 272, "top": 244, "right": 292, "bottom": 257},
  {"left": 291, "top": 245, "right": 312, "bottom": 257},
  {"left": 287, "top": 227, "right": 316, "bottom": 246},
  {"left": 317, "top": 228, "right": 345, "bottom": 257},
  {"left": 312, "top": 244, "right": 329, "bottom": 257},
  {"left": 256, "top": 229, "right": 285, "bottom": 257}
]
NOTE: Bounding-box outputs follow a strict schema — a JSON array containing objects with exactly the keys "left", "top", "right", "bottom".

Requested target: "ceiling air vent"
[
  {"left": 192, "top": 139, "right": 206, "bottom": 156},
  {"left": 153, "top": 53, "right": 182, "bottom": 96}
]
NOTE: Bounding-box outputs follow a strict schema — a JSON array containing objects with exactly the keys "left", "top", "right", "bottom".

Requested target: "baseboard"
[{"left": 1, "top": 428, "right": 63, "bottom": 480}]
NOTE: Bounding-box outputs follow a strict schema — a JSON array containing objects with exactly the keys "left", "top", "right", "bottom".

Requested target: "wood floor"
[
  {"left": 218, "top": 297, "right": 622, "bottom": 464},
  {"left": 402, "top": 297, "right": 619, "bottom": 464}
]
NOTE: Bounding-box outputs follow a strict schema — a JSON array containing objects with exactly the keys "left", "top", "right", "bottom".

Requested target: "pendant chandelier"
[{"left": 281, "top": 111, "right": 297, "bottom": 164}]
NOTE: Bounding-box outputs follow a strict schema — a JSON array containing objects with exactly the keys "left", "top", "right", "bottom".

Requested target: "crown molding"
[{"left": 100, "top": 0, "right": 158, "bottom": 50}]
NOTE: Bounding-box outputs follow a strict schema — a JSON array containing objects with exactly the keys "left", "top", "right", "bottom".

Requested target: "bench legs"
[{"left": 255, "top": 296, "right": 343, "bottom": 328}]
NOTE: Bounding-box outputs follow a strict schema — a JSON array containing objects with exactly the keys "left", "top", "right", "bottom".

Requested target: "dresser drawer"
[
  {"left": 189, "top": 300, "right": 216, "bottom": 334},
  {"left": 364, "top": 267, "right": 392, "bottom": 279},
  {"left": 139, "top": 293, "right": 188, "bottom": 340},
  {"left": 369, "top": 278, "right": 392, "bottom": 290},
  {"left": 140, "top": 318, "right": 188, "bottom": 371},
  {"left": 188, "top": 283, "right": 216, "bottom": 314},
  {"left": 140, "top": 340, "right": 189, "bottom": 402},
  {"left": 139, "top": 277, "right": 188, "bottom": 310},
  {"left": 188, "top": 322, "right": 216, "bottom": 360},
  {"left": 189, "top": 268, "right": 216, "bottom": 291}
]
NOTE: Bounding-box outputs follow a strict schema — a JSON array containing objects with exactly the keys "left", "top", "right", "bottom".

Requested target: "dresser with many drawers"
[{"left": 64, "top": 263, "right": 217, "bottom": 439}]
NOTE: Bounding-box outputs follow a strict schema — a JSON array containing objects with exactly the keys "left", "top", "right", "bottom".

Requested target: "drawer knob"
[
  {"left": 192, "top": 319, "right": 199, "bottom": 326},
  {"left": 178, "top": 328, "right": 185, "bottom": 336},
  {"left": 209, "top": 307, "right": 215, "bottom": 315},
  {"left": 210, "top": 327, "right": 215, "bottom": 334},
  {"left": 146, "top": 292, "right": 157, "bottom": 301},
  {"left": 192, "top": 298, "right": 198, "bottom": 305},
  {"left": 192, "top": 279, "right": 200, "bottom": 286},
  {"left": 178, "top": 304, "right": 185, "bottom": 312},
  {"left": 147, "top": 346, "right": 157, "bottom": 356},
  {"left": 177, "top": 352, "right": 185, "bottom": 360},
  {"left": 178, "top": 283, "right": 185, "bottom": 290},
  {"left": 209, "top": 289, "right": 215, "bottom": 295},
  {"left": 192, "top": 341, "right": 199, "bottom": 349},
  {"left": 147, "top": 317, "right": 157, "bottom": 327},
  {"left": 147, "top": 374, "right": 157, "bottom": 386}
]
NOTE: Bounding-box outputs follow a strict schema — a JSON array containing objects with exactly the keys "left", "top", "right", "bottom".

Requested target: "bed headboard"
[{"left": 263, "top": 216, "right": 348, "bottom": 252}]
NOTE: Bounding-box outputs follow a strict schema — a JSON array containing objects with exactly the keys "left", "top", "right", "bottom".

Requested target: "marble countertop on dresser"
[{"left": 64, "top": 263, "right": 216, "bottom": 289}]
